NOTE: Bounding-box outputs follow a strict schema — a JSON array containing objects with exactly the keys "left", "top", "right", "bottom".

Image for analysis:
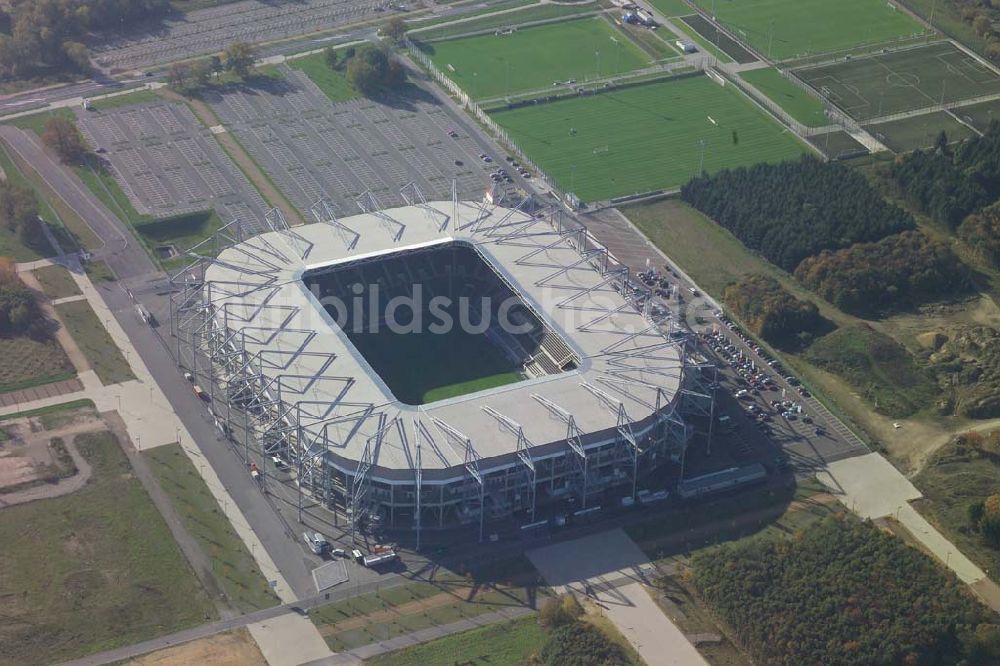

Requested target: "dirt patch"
[
  {"left": 124, "top": 629, "right": 266, "bottom": 666},
  {"left": 0, "top": 409, "right": 107, "bottom": 504}
]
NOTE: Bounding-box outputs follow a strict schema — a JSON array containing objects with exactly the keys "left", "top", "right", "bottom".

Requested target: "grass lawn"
[
  {"left": 33, "top": 264, "right": 82, "bottom": 300},
  {"left": 692, "top": 0, "right": 926, "bottom": 60},
  {"left": 0, "top": 431, "right": 215, "bottom": 664},
  {"left": 0, "top": 142, "right": 60, "bottom": 261},
  {"left": 144, "top": 444, "right": 280, "bottom": 613},
  {"left": 623, "top": 198, "right": 786, "bottom": 296},
  {"left": 0, "top": 398, "right": 94, "bottom": 422},
  {"left": 88, "top": 89, "right": 161, "bottom": 111},
  {"left": 491, "top": 75, "right": 806, "bottom": 201},
  {"left": 76, "top": 160, "right": 151, "bottom": 227},
  {"left": 7, "top": 108, "right": 75, "bottom": 138},
  {"left": 312, "top": 558, "right": 549, "bottom": 652},
  {"left": 740, "top": 67, "right": 828, "bottom": 127},
  {"left": 0, "top": 335, "right": 75, "bottom": 393},
  {"left": 348, "top": 326, "right": 523, "bottom": 405},
  {"left": 0, "top": 137, "right": 98, "bottom": 253},
  {"left": 420, "top": 17, "right": 650, "bottom": 100},
  {"left": 913, "top": 437, "right": 1000, "bottom": 584},
  {"left": 804, "top": 323, "right": 937, "bottom": 418},
  {"left": 409, "top": 0, "right": 538, "bottom": 31},
  {"left": 794, "top": 42, "right": 1000, "bottom": 121},
  {"left": 866, "top": 110, "right": 977, "bottom": 153},
  {"left": 648, "top": 0, "right": 696, "bottom": 17},
  {"left": 366, "top": 615, "right": 548, "bottom": 666},
  {"left": 54, "top": 299, "right": 135, "bottom": 386},
  {"left": 288, "top": 51, "right": 358, "bottom": 104},
  {"left": 86, "top": 259, "right": 117, "bottom": 283},
  {"left": 134, "top": 209, "right": 225, "bottom": 269},
  {"left": 411, "top": 2, "right": 598, "bottom": 41}
]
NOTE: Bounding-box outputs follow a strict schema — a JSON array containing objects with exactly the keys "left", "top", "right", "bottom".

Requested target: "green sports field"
[
  {"left": 419, "top": 17, "right": 651, "bottom": 100},
  {"left": 691, "top": 0, "right": 926, "bottom": 60},
  {"left": 491, "top": 75, "right": 807, "bottom": 201},
  {"left": 794, "top": 41, "right": 1000, "bottom": 121},
  {"left": 866, "top": 110, "right": 977, "bottom": 152},
  {"left": 741, "top": 67, "right": 829, "bottom": 126},
  {"left": 348, "top": 327, "right": 523, "bottom": 404}
]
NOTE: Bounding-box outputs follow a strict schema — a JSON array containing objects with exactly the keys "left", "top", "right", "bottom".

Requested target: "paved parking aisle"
[
  {"left": 203, "top": 68, "right": 496, "bottom": 215},
  {"left": 76, "top": 101, "right": 272, "bottom": 235}
]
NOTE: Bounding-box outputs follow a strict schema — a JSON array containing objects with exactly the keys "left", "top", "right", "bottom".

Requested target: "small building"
[{"left": 676, "top": 40, "right": 697, "bottom": 53}]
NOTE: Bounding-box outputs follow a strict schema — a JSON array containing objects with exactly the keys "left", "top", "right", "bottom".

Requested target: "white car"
[{"left": 271, "top": 455, "right": 289, "bottom": 471}]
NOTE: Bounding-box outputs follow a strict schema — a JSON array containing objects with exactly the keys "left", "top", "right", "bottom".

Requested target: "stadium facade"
[{"left": 171, "top": 194, "right": 715, "bottom": 542}]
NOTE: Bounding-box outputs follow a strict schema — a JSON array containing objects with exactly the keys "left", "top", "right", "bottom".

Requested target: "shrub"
[
  {"left": 539, "top": 622, "right": 629, "bottom": 666},
  {"left": 722, "top": 275, "right": 825, "bottom": 347}
]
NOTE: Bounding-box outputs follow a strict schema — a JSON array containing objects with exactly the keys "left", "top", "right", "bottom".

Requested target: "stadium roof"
[{"left": 203, "top": 201, "right": 684, "bottom": 476}]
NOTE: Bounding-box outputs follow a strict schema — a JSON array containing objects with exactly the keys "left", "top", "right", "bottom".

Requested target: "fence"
[{"left": 406, "top": 37, "right": 714, "bottom": 208}]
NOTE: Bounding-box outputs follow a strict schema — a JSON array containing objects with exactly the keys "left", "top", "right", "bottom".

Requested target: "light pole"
[
  {"left": 698, "top": 139, "right": 707, "bottom": 173},
  {"left": 595, "top": 50, "right": 601, "bottom": 79},
  {"left": 768, "top": 19, "right": 775, "bottom": 59}
]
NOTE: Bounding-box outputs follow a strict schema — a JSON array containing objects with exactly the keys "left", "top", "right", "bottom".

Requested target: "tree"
[
  {"left": 41, "top": 116, "right": 88, "bottom": 164},
  {"left": 191, "top": 59, "right": 212, "bottom": 87},
  {"left": 381, "top": 17, "right": 407, "bottom": 43},
  {"left": 344, "top": 47, "right": 408, "bottom": 96},
  {"left": 61, "top": 40, "right": 90, "bottom": 72},
  {"left": 324, "top": 46, "right": 338, "bottom": 70},
  {"left": 222, "top": 41, "right": 256, "bottom": 78},
  {"left": 208, "top": 54, "right": 223, "bottom": 74},
  {"left": 975, "top": 14, "right": 993, "bottom": 38},
  {"left": 346, "top": 55, "right": 380, "bottom": 95},
  {"left": 538, "top": 593, "right": 583, "bottom": 628},
  {"left": 166, "top": 61, "right": 191, "bottom": 88}
]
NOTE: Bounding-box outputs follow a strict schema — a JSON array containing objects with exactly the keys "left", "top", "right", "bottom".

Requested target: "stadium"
[{"left": 171, "top": 196, "right": 713, "bottom": 542}]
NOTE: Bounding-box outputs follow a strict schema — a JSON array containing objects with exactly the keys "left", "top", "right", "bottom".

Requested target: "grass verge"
[
  {"left": 288, "top": 51, "right": 359, "bottom": 104},
  {"left": 33, "top": 264, "right": 81, "bottom": 300},
  {"left": 54, "top": 299, "right": 135, "bottom": 385},
  {"left": 311, "top": 558, "right": 549, "bottom": 652},
  {"left": 366, "top": 614, "right": 548, "bottom": 666},
  {"left": 144, "top": 444, "right": 281, "bottom": 613}
]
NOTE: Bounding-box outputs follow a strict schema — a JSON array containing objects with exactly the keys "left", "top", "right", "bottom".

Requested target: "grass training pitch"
[
  {"left": 491, "top": 75, "right": 806, "bottom": 201},
  {"left": 691, "top": 0, "right": 926, "bottom": 60},
  {"left": 418, "top": 17, "right": 650, "bottom": 100},
  {"left": 794, "top": 41, "right": 1000, "bottom": 121},
  {"left": 866, "top": 110, "right": 977, "bottom": 152}
]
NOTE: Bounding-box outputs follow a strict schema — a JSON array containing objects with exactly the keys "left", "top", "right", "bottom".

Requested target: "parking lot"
[
  {"left": 203, "top": 69, "right": 499, "bottom": 215},
  {"left": 583, "top": 208, "right": 869, "bottom": 475},
  {"left": 90, "top": 0, "right": 391, "bottom": 72},
  {"left": 75, "top": 101, "right": 271, "bottom": 234}
]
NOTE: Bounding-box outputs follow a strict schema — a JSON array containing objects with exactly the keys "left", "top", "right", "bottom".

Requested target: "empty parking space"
[
  {"left": 76, "top": 101, "right": 271, "bottom": 234},
  {"left": 204, "top": 70, "right": 495, "bottom": 215},
  {"left": 90, "top": 0, "right": 387, "bottom": 71}
]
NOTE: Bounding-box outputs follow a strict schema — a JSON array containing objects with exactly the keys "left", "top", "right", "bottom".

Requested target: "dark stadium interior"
[{"left": 302, "top": 242, "right": 579, "bottom": 404}]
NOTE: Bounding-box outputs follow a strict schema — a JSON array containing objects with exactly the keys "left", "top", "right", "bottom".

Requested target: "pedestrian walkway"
[
  {"left": 818, "top": 453, "right": 1000, "bottom": 612},
  {"left": 11, "top": 254, "right": 303, "bottom": 612},
  {"left": 528, "top": 529, "right": 708, "bottom": 666}
]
